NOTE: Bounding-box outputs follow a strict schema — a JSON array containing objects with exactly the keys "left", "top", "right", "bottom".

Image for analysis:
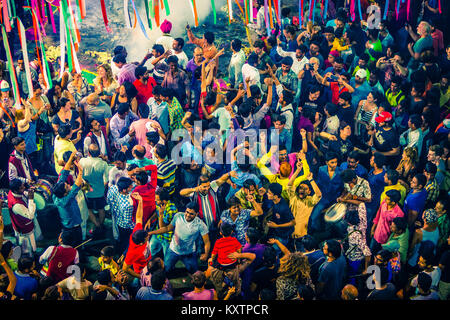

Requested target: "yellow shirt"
[
  {"left": 331, "top": 38, "right": 350, "bottom": 52},
  {"left": 380, "top": 183, "right": 407, "bottom": 206},
  {"left": 286, "top": 185, "right": 321, "bottom": 238},
  {"left": 54, "top": 136, "right": 76, "bottom": 174},
  {"left": 98, "top": 257, "right": 119, "bottom": 276},
  {"left": 257, "top": 156, "right": 310, "bottom": 202}
]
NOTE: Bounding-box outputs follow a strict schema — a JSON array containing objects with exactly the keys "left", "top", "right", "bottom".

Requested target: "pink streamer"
[
  {"left": 406, "top": 0, "right": 410, "bottom": 21},
  {"left": 1, "top": 0, "right": 12, "bottom": 32},
  {"left": 49, "top": 1, "right": 57, "bottom": 33},
  {"left": 350, "top": 0, "right": 355, "bottom": 21}
]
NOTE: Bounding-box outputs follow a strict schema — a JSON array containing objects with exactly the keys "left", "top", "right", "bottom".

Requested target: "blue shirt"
[
  {"left": 316, "top": 165, "right": 344, "bottom": 203},
  {"left": 350, "top": 79, "right": 372, "bottom": 109},
  {"left": 403, "top": 189, "right": 428, "bottom": 221},
  {"left": 13, "top": 272, "right": 38, "bottom": 300},
  {"left": 220, "top": 209, "right": 252, "bottom": 245},
  {"left": 53, "top": 170, "right": 82, "bottom": 229},
  {"left": 318, "top": 255, "right": 347, "bottom": 300},
  {"left": 136, "top": 287, "right": 173, "bottom": 300},
  {"left": 339, "top": 163, "right": 368, "bottom": 179},
  {"left": 366, "top": 169, "right": 386, "bottom": 219},
  {"left": 107, "top": 185, "right": 135, "bottom": 229}
]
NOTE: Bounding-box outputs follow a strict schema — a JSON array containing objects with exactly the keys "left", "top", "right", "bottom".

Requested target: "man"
[
  {"left": 382, "top": 217, "right": 410, "bottom": 264},
  {"left": 404, "top": 174, "right": 428, "bottom": 227},
  {"left": 274, "top": 56, "right": 298, "bottom": 95},
  {"left": 110, "top": 103, "right": 139, "bottom": 149},
  {"left": 276, "top": 42, "right": 309, "bottom": 75},
  {"left": 271, "top": 115, "right": 292, "bottom": 154},
  {"left": 253, "top": 40, "right": 276, "bottom": 83},
  {"left": 16, "top": 54, "right": 37, "bottom": 98},
  {"left": 380, "top": 169, "right": 407, "bottom": 206},
  {"left": 427, "top": 145, "right": 446, "bottom": 187},
  {"left": 228, "top": 39, "right": 246, "bottom": 88},
  {"left": 7, "top": 179, "right": 39, "bottom": 257},
  {"left": 80, "top": 93, "right": 112, "bottom": 135},
  {"left": 154, "top": 144, "right": 177, "bottom": 195},
  {"left": 180, "top": 172, "right": 237, "bottom": 242},
  {"left": 113, "top": 54, "right": 137, "bottom": 86},
  {"left": 406, "top": 20, "right": 433, "bottom": 61},
  {"left": 107, "top": 177, "right": 136, "bottom": 255},
  {"left": 338, "top": 169, "right": 372, "bottom": 207},
  {"left": 385, "top": 76, "right": 405, "bottom": 109},
  {"left": 400, "top": 116, "right": 423, "bottom": 157},
  {"left": 110, "top": 46, "right": 127, "bottom": 79},
  {"left": 133, "top": 66, "right": 156, "bottom": 105},
  {"left": 308, "top": 152, "right": 344, "bottom": 235},
  {"left": 368, "top": 111, "right": 400, "bottom": 168},
  {"left": 155, "top": 19, "right": 174, "bottom": 52},
  {"left": 53, "top": 125, "right": 80, "bottom": 174},
  {"left": 39, "top": 231, "right": 79, "bottom": 284},
  {"left": 366, "top": 153, "right": 386, "bottom": 228},
  {"left": 186, "top": 26, "right": 218, "bottom": 62},
  {"left": 128, "top": 104, "right": 155, "bottom": 158},
  {"left": 8, "top": 137, "right": 36, "bottom": 184},
  {"left": 242, "top": 53, "right": 261, "bottom": 90},
  {"left": 79, "top": 144, "right": 110, "bottom": 233},
  {"left": 410, "top": 272, "right": 440, "bottom": 300},
  {"left": 424, "top": 162, "right": 440, "bottom": 207},
  {"left": 350, "top": 68, "right": 372, "bottom": 109},
  {"left": 52, "top": 151, "right": 84, "bottom": 247},
  {"left": 185, "top": 47, "right": 204, "bottom": 77},
  {"left": 147, "top": 44, "right": 170, "bottom": 85},
  {"left": 316, "top": 239, "right": 347, "bottom": 300},
  {"left": 371, "top": 190, "right": 404, "bottom": 254},
  {"left": 266, "top": 183, "right": 295, "bottom": 254},
  {"left": 131, "top": 165, "right": 158, "bottom": 231},
  {"left": 247, "top": 0, "right": 267, "bottom": 38},
  {"left": 108, "top": 149, "right": 129, "bottom": 188},
  {"left": 339, "top": 151, "right": 368, "bottom": 179},
  {"left": 162, "top": 88, "right": 185, "bottom": 134},
  {"left": 147, "top": 85, "right": 169, "bottom": 135},
  {"left": 83, "top": 119, "right": 111, "bottom": 161},
  {"left": 136, "top": 270, "right": 172, "bottom": 300},
  {"left": 162, "top": 56, "right": 190, "bottom": 107},
  {"left": 148, "top": 201, "right": 210, "bottom": 275},
  {"left": 172, "top": 37, "right": 189, "bottom": 69},
  {"left": 149, "top": 188, "right": 177, "bottom": 258}
]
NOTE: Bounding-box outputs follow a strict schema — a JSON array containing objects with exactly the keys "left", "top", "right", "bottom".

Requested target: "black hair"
[
  {"left": 236, "top": 155, "right": 252, "bottom": 172},
  {"left": 9, "top": 178, "right": 24, "bottom": 193},
  {"left": 247, "top": 53, "right": 259, "bottom": 66},
  {"left": 243, "top": 179, "right": 257, "bottom": 190},
  {"left": 155, "top": 187, "right": 170, "bottom": 202},
  {"left": 302, "top": 235, "right": 318, "bottom": 251},
  {"left": 220, "top": 222, "right": 234, "bottom": 237},
  {"left": 231, "top": 39, "right": 242, "bottom": 52},
  {"left": 379, "top": 267, "right": 390, "bottom": 286},
  {"left": 117, "top": 177, "right": 133, "bottom": 192},
  {"left": 340, "top": 169, "right": 357, "bottom": 183},
  {"left": 325, "top": 103, "right": 338, "bottom": 116},
  {"left": 325, "top": 151, "right": 339, "bottom": 162},
  {"left": 135, "top": 66, "right": 147, "bottom": 78},
  {"left": 385, "top": 189, "right": 401, "bottom": 204},
  {"left": 282, "top": 90, "right": 294, "bottom": 105},
  {"left": 152, "top": 44, "right": 165, "bottom": 55},
  {"left": 112, "top": 53, "right": 127, "bottom": 64},
  {"left": 204, "top": 31, "right": 215, "bottom": 44},
  {"left": 100, "top": 246, "right": 115, "bottom": 257},
  {"left": 424, "top": 162, "right": 437, "bottom": 175},
  {"left": 281, "top": 56, "right": 294, "bottom": 67},
  {"left": 373, "top": 152, "right": 386, "bottom": 168},
  {"left": 392, "top": 217, "right": 407, "bottom": 233},
  {"left": 146, "top": 131, "right": 160, "bottom": 145},
  {"left": 117, "top": 103, "right": 130, "bottom": 115},
  {"left": 174, "top": 37, "right": 184, "bottom": 49},
  {"left": 385, "top": 169, "right": 399, "bottom": 185},
  {"left": 97, "top": 270, "right": 112, "bottom": 285},
  {"left": 154, "top": 144, "right": 168, "bottom": 159},
  {"left": 297, "top": 284, "right": 315, "bottom": 300},
  {"left": 262, "top": 246, "right": 277, "bottom": 267},
  {"left": 0, "top": 240, "right": 13, "bottom": 259},
  {"left": 186, "top": 201, "right": 199, "bottom": 213},
  {"left": 268, "top": 182, "right": 283, "bottom": 198},
  {"left": 409, "top": 114, "right": 422, "bottom": 129},
  {"left": 52, "top": 181, "right": 67, "bottom": 199},
  {"left": 114, "top": 151, "right": 127, "bottom": 163},
  {"left": 325, "top": 239, "right": 341, "bottom": 258},
  {"left": 138, "top": 103, "right": 149, "bottom": 118},
  {"left": 135, "top": 170, "right": 149, "bottom": 185},
  {"left": 11, "top": 136, "right": 25, "bottom": 146},
  {"left": 227, "top": 196, "right": 241, "bottom": 209},
  {"left": 348, "top": 150, "right": 360, "bottom": 161},
  {"left": 132, "top": 229, "right": 149, "bottom": 245},
  {"left": 58, "top": 124, "right": 72, "bottom": 139},
  {"left": 414, "top": 173, "right": 427, "bottom": 189},
  {"left": 417, "top": 272, "right": 432, "bottom": 292},
  {"left": 18, "top": 256, "right": 34, "bottom": 272},
  {"left": 150, "top": 269, "right": 167, "bottom": 291},
  {"left": 89, "top": 144, "right": 101, "bottom": 158},
  {"left": 246, "top": 227, "right": 261, "bottom": 245},
  {"left": 167, "top": 55, "right": 179, "bottom": 65}
]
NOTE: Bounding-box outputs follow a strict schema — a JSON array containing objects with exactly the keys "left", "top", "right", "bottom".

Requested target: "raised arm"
[{"left": 131, "top": 192, "right": 144, "bottom": 225}]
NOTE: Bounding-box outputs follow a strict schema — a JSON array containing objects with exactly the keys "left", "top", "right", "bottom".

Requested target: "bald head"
[{"left": 133, "top": 145, "right": 146, "bottom": 159}]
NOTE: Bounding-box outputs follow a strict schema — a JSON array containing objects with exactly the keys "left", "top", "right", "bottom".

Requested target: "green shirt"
[{"left": 382, "top": 228, "right": 410, "bottom": 264}]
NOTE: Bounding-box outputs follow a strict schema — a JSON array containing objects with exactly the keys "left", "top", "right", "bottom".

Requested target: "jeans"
[
  {"left": 149, "top": 235, "right": 170, "bottom": 258},
  {"left": 118, "top": 226, "right": 133, "bottom": 256},
  {"left": 370, "top": 238, "right": 382, "bottom": 256},
  {"left": 164, "top": 248, "right": 198, "bottom": 274}
]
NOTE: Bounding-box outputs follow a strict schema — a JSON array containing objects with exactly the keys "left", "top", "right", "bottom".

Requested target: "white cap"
[
  {"left": 0, "top": 80, "right": 10, "bottom": 92},
  {"left": 355, "top": 68, "right": 367, "bottom": 79}
]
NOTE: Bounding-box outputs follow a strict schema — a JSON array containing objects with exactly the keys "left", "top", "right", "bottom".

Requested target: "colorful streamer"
[
  {"left": 268, "top": 0, "right": 274, "bottom": 29},
  {"left": 2, "top": 26, "right": 20, "bottom": 104},
  {"left": 227, "top": 0, "right": 232, "bottom": 24},
  {"left": 162, "top": 0, "right": 170, "bottom": 16},
  {"left": 350, "top": 0, "right": 355, "bottom": 21},
  {"left": 2, "top": 0, "right": 12, "bottom": 32},
  {"left": 129, "top": 0, "right": 150, "bottom": 38},
  {"left": 264, "top": 0, "right": 270, "bottom": 35},
  {"left": 154, "top": 0, "right": 160, "bottom": 27},
  {"left": 48, "top": 1, "right": 56, "bottom": 33},
  {"left": 211, "top": 0, "right": 217, "bottom": 24},
  {"left": 100, "top": 0, "right": 112, "bottom": 32},
  {"left": 17, "top": 17, "right": 34, "bottom": 99},
  {"left": 144, "top": 0, "right": 152, "bottom": 30},
  {"left": 396, "top": 0, "right": 400, "bottom": 20},
  {"left": 323, "top": 0, "right": 328, "bottom": 20},
  {"left": 406, "top": 0, "right": 410, "bottom": 20},
  {"left": 383, "top": 0, "right": 389, "bottom": 19},
  {"left": 357, "top": 0, "right": 362, "bottom": 21}
]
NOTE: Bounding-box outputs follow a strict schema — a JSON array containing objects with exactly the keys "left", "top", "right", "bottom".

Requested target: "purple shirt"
[
  {"left": 182, "top": 288, "right": 215, "bottom": 300},
  {"left": 117, "top": 64, "right": 137, "bottom": 86}
]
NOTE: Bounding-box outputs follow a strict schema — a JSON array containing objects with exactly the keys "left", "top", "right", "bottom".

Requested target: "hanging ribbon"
[
  {"left": 154, "top": 0, "right": 160, "bottom": 27},
  {"left": 211, "top": 0, "right": 217, "bottom": 24},
  {"left": 59, "top": 6, "right": 66, "bottom": 80},
  {"left": 249, "top": 0, "right": 253, "bottom": 22},
  {"left": 268, "top": 0, "right": 274, "bottom": 29},
  {"left": 2, "top": 26, "right": 20, "bottom": 104},
  {"left": 41, "top": 0, "right": 47, "bottom": 25},
  {"left": 30, "top": 6, "right": 45, "bottom": 83},
  {"left": 227, "top": 0, "right": 232, "bottom": 24},
  {"left": 67, "top": 0, "right": 81, "bottom": 45},
  {"left": 264, "top": 0, "right": 270, "bottom": 35},
  {"left": 395, "top": 0, "right": 400, "bottom": 20},
  {"left": 78, "top": 0, "right": 86, "bottom": 19},
  {"left": 383, "top": 0, "right": 389, "bottom": 19},
  {"left": 357, "top": 0, "right": 362, "bottom": 21},
  {"left": 233, "top": 0, "right": 244, "bottom": 16},
  {"left": 129, "top": 0, "right": 150, "bottom": 38},
  {"left": 124, "top": 0, "right": 132, "bottom": 28},
  {"left": 144, "top": 0, "right": 152, "bottom": 30},
  {"left": 99, "top": 0, "right": 112, "bottom": 32},
  {"left": 244, "top": 0, "right": 248, "bottom": 24},
  {"left": 48, "top": 1, "right": 56, "bottom": 33},
  {"left": 299, "top": 0, "right": 303, "bottom": 26},
  {"left": 350, "top": 0, "right": 355, "bottom": 21},
  {"left": 308, "top": 0, "right": 313, "bottom": 21},
  {"left": 406, "top": 0, "right": 410, "bottom": 21},
  {"left": 438, "top": 0, "right": 441, "bottom": 14},
  {"left": 162, "top": 0, "right": 170, "bottom": 16},
  {"left": 188, "top": 0, "right": 199, "bottom": 27},
  {"left": 2, "top": 0, "right": 12, "bottom": 32},
  {"left": 32, "top": 0, "right": 46, "bottom": 37},
  {"left": 272, "top": 0, "right": 279, "bottom": 26},
  {"left": 17, "top": 17, "right": 34, "bottom": 99}
]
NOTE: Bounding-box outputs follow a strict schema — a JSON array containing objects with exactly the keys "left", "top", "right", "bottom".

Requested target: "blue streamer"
[
  {"left": 357, "top": 0, "right": 362, "bottom": 21},
  {"left": 324, "top": 0, "right": 328, "bottom": 20},
  {"left": 396, "top": 0, "right": 400, "bottom": 20},
  {"left": 130, "top": 0, "right": 150, "bottom": 39},
  {"left": 383, "top": 0, "right": 389, "bottom": 19}
]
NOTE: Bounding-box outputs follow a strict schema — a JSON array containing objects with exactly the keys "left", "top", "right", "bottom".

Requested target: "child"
[
  {"left": 208, "top": 222, "right": 256, "bottom": 299},
  {"left": 98, "top": 246, "right": 119, "bottom": 277},
  {"left": 182, "top": 270, "right": 217, "bottom": 300}
]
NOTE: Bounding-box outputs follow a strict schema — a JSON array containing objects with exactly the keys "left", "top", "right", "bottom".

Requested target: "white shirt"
[
  {"left": 276, "top": 47, "right": 309, "bottom": 74},
  {"left": 241, "top": 63, "right": 261, "bottom": 90},
  {"left": 156, "top": 35, "right": 175, "bottom": 52},
  {"left": 110, "top": 58, "right": 121, "bottom": 80},
  {"left": 83, "top": 131, "right": 107, "bottom": 157},
  {"left": 9, "top": 151, "right": 33, "bottom": 183},
  {"left": 173, "top": 51, "right": 189, "bottom": 69},
  {"left": 39, "top": 244, "right": 79, "bottom": 265},
  {"left": 11, "top": 192, "right": 36, "bottom": 221}
]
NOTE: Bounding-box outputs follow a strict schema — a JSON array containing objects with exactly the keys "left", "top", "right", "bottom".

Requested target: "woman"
[
  {"left": 354, "top": 90, "right": 380, "bottom": 139},
  {"left": 396, "top": 147, "right": 418, "bottom": 189},
  {"left": 273, "top": 244, "right": 312, "bottom": 300},
  {"left": 17, "top": 99, "right": 43, "bottom": 164},
  {"left": 46, "top": 80, "right": 75, "bottom": 112},
  {"left": 343, "top": 208, "right": 372, "bottom": 285},
  {"left": 93, "top": 64, "right": 119, "bottom": 105},
  {"left": 110, "top": 82, "right": 138, "bottom": 115},
  {"left": 52, "top": 97, "right": 82, "bottom": 140},
  {"left": 67, "top": 72, "right": 90, "bottom": 104}
]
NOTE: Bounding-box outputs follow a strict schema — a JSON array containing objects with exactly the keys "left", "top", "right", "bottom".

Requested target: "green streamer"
[
  {"left": 163, "top": 0, "right": 170, "bottom": 16},
  {"left": 211, "top": 0, "right": 216, "bottom": 24},
  {"left": 144, "top": 0, "right": 152, "bottom": 29}
]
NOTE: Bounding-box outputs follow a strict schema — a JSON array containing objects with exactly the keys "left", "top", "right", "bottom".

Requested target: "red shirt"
[
  {"left": 330, "top": 81, "right": 349, "bottom": 105},
  {"left": 132, "top": 165, "right": 158, "bottom": 226},
  {"left": 124, "top": 223, "right": 151, "bottom": 273},
  {"left": 133, "top": 77, "right": 157, "bottom": 105},
  {"left": 212, "top": 236, "right": 242, "bottom": 266}
]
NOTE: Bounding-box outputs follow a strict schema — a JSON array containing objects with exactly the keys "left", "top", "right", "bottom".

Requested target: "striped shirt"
[
  {"left": 117, "top": 63, "right": 137, "bottom": 86},
  {"left": 156, "top": 201, "right": 177, "bottom": 242},
  {"left": 157, "top": 159, "right": 177, "bottom": 194},
  {"left": 168, "top": 97, "right": 185, "bottom": 133},
  {"left": 107, "top": 185, "right": 135, "bottom": 229}
]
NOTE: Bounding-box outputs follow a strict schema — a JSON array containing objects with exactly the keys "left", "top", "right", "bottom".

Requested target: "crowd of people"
[{"left": 0, "top": 0, "right": 449, "bottom": 301}]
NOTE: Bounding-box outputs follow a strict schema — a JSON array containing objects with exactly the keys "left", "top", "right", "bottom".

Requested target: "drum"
[
  {"left": 324, "top": 203, "right": 347, "bottom": 223},
  {"left": 34, "top": 179, "right": 53, "bottom": 210}
]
